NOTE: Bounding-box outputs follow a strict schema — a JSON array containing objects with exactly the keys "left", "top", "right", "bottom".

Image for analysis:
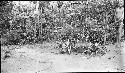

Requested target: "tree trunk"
[
  {"left": 34, "top": 1, "right": 39, "bottom": 43},
  {"left": 116, "top": 7, "right": 124, "bottom": 47},
  {"left": 104, "top": 12, "right": 107, "bottom": 45},
  {"left": 116, "top": 21, "right": 124, "bottom": 47}
]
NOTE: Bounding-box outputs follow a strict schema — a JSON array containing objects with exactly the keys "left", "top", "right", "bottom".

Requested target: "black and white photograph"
[{"left": 0, "top": 0, "right": 124, "bottom": 72}]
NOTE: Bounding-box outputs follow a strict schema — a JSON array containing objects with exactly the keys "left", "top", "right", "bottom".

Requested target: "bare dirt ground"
[{"left": 1, "top": 41, "right": 125, "bottom": 73}]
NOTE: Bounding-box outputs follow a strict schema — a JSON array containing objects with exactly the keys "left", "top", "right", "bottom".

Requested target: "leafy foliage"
[{"left": 0, "top": 1, "right": 124, "bottom": 50}]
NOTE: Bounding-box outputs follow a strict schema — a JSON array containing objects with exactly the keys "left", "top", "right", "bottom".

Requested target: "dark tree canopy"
[{"left": 0, "top": 1, "right": 124, "bottom": 46}]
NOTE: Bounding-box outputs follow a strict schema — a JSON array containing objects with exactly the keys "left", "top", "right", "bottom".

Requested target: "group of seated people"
[{"left": 58, "top": 36, "right": 103, "bottom": 54}]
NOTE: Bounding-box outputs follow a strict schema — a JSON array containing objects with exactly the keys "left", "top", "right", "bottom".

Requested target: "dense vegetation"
[{"left": 0, "top": 1, "right": 124, "bottom": 49}]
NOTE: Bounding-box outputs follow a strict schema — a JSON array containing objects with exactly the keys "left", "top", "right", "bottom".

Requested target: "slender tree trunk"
[
  {"left": 104, "top": 10, "right": 111, "bottom": 45},
  {"left": 119, "top": 21, "right": 124, "bottom": 41},
  {"left": 34, "top": 1, "right": 39, "bottom": 43},
  {"left": 116, "top": 21, "right": 124, "bottom": 47},
  {"left": 104, "top": 12, "right": 107, "bottom": 45},
  {"left": 116, "top": 7, "right": 124, "bottom": 47}
]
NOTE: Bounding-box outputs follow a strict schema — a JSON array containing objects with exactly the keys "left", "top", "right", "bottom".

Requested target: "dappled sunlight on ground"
[{"left": 1, "top": 42, "right": 125, "bottom": 73}]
